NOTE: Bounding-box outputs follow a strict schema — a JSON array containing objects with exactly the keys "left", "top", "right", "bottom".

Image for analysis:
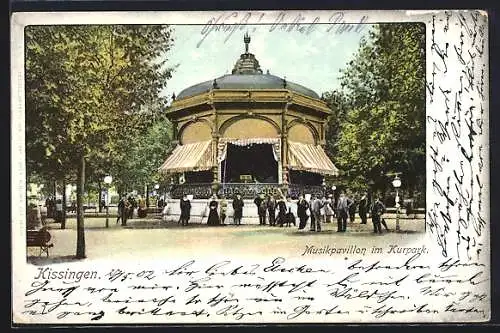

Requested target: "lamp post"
[
  {"left": 331, "top": 185, "right": 336, "bottom": 201},
  {"left": 154, "top": 184, "right": 160, "bottom": 208},
  {"left": 391, "top": 175, "right": 402, "bottom": 232},
  {"left": 331, "top": 185, "right": 337, "bottom": 217},
  {"left": 103, "top": 175, "right": 113, "bottom": 228}
]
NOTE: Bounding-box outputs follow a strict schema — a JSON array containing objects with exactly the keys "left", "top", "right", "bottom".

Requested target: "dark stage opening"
[
  {"left": 289, "top": 170, "right": 323, "bottom": 186},
  {"left": 185, "top": 170, "right": 213, "bottom": 183},
  {"left": 221, "top": 143, "right": 278, "bottom": 183}
]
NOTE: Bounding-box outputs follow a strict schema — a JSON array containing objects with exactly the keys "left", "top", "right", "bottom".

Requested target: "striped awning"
[
  {"left": 158, "top": 140, "right": 213, "bottom": 173},
  {"left": 288, "top": 141, "right": 339, "bottom": 175}
]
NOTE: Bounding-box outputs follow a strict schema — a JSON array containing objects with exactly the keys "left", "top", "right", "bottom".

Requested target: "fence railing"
[{"left": 169, "top": 183, "right": 326, "bottom": 199}]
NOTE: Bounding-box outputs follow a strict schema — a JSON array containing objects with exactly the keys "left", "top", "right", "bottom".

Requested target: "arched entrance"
[{"left": 221, "top": 142, "right": 278, "bottom": 184}]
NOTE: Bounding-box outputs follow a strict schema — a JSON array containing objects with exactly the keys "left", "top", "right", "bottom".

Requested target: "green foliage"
[
  {"left": 112, "top": 115, "right": 174, "bottom": 194},
  {"left": 25, "top": 24, "right": 175, "bottom": 184},
  {"left": 323, "top": 23, "right": 425, "bottom": 195},
  {"left": 25, "top": 25, "right": 176, "bottom": 255}
]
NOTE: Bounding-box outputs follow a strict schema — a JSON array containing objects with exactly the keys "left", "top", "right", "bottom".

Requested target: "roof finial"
[{"left": 244, "top": 32, "right": 251, "bottom": 54}]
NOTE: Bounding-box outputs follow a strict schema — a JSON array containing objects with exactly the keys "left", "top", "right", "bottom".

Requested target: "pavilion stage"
[{"left": 161, "top": 182, "right": 326, "bottom": 224}]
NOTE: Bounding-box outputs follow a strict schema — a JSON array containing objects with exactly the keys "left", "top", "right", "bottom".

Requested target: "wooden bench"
[{"left": 26, "top": 228, "right": 53, "bottom": 257}]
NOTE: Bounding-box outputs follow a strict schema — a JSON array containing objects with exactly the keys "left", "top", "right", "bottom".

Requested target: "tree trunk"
[
  {"left": 76, "top": 153, "right": 86, "bottom": 259},
  {"left": 61, "top": 178, "right": 67, "bottom": 229},
  {"left": 146, "top": 184, "right": 150, "bottom": 207},
  {"left": 50, "top": 180, "right": 57, "bottom": 219},
  {"left": 98, "top": 182, "right": 103, "bottom": 213}
]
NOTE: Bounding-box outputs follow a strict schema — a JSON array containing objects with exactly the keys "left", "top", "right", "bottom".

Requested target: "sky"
[{"left": 163, "top": 24, "right": 371, "bottom": 100}]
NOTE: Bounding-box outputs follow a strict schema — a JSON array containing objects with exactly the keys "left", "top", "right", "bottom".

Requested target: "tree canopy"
[
  {"left": 26, "top": 25, "right": 174, "bottom": 178},
  {"left": 25, "top": 24, "right": 176, "bottom": 257},
  {"left": 323, "top": 23, "right": 425, "bottom": 198},
  {"left": 111, "top": 115, "right": 174, "bottom": 195}
]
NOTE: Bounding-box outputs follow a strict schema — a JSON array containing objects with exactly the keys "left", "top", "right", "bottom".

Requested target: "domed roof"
[
  {"left": 176, "top": 33, "right": 320, "bottom": 100},
  {"left": 177, "top": 73, "right": 320, "bottom": 100}
]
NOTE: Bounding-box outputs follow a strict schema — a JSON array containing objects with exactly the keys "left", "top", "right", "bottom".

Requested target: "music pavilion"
[{"left": 159, "top": 34, "right": 339, "bottom": 201}]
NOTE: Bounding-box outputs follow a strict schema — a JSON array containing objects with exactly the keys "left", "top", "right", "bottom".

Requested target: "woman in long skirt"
[
  {"left": 297, "top": 195, "right": 310, "bottom": 230},
  {"left": 277, "top": 197, "right": 287, "bottom": 227},
  {"left": 285, "top": 196, "right": 296, "bottom": 227},
  {"left": 219, "top": 196, "right": 228, "bottom": 225},
  {"left": 207, "top": 194, "right": 220, "bottom": 225}
]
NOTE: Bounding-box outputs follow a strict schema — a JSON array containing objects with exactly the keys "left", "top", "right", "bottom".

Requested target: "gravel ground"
[{"left": 27, "top": 216, "right": 426, "bottom": 264}]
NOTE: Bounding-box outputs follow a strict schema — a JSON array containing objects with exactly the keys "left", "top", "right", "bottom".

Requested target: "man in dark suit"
[
  {"left": 254, "top": 195, "right": 263, "bottom": 211},
  {"left": 336, "top": 192, "right": 353, "bottom": 232},
  {"left": 232, "top": 194, "right": 244, "bottom": 225},
  {"left": 255, "top": 194, "right": 266, "bottom": 225},
  {"left": 267, "top": 195, "right": 277, "bottom": 226},
  {"left": 358, "top": 191, "right": 369, "bottom": 224},
  {"left": 297, "top": 194, "right": 310, "bottom": 230},
  {"left": 371, "top": 196, "right": 386, "bottom": 234},
  {"left": 310, "top": 195, "right": 324, "bottom": 232},
  {"left": 180, "top": 194, "right": 191, "bottom": 226}
]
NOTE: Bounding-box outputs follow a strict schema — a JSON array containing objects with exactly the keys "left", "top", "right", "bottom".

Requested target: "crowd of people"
[
  {"left": 42, "top": 189, "right": 393, "bottom": 234},
  {"left": 116, "top": 194, "right": 150, "bottom": 226},
  {"left": 44, "top": 196, "right": 64, "bottom": 223},
  {"left": 173, "top": 191, "right": 391, "bottom": 234}
]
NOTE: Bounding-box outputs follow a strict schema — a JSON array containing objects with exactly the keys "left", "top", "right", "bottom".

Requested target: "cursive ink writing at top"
[
  {"left": 197, "top": 11, "right": 369, "bottom": 49},
  {"left": 269, "top": 12, "right": 319, "bottom": 35},
  {"left": 197, "top": 12, "right": 253, "bottom": 48}
]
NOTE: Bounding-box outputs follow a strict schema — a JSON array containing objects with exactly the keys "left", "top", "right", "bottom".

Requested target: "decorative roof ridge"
[{"left": 232, "top": 33, "right": 263, "bottom": 75}]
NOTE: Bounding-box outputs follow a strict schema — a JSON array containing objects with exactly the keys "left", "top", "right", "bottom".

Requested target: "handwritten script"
[
  {"left": 197, "top": 11, "right": 368, "bottom": 47},
  {"left": 19, "top": 253, "right": 488, "bottom": 323},
  {"left": 13, "top": 10, "right": 491, "bottom": 325},
  {"left": 426, "top": 10, "right": 488, "bottom": 260}
]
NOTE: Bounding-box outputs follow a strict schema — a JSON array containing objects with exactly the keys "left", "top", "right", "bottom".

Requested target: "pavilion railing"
[
  {"left": 169, "top": 183, "right": 213, "bottom": 199},
  {"left": 287, "top": 184, "right": 325, "bottom": 198},
  {"left": 169, "top": 183, "right": 325, "bottom": 199}
]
